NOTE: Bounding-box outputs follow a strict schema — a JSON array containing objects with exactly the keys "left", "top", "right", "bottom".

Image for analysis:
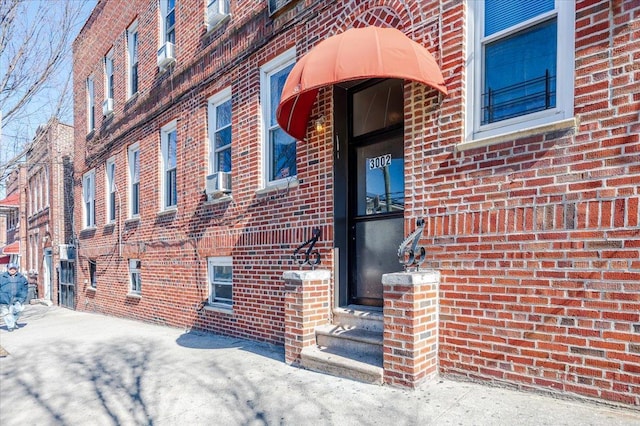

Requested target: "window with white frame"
[
  {"left": 160, "top": 121, "right": 178, "bottom": 209},
  {"left": 208, "top": 88, "right": 232, "bottom": 176},
  {"left": 106, "top": 158, "right": 116, "bottom": 223},
  {"left": 128, "top": 144, "right": 140, "bottom": 217},
  {"left": 129, "top": 259, "right": 141, "bottom": 294},
  {"left": 82, "top": 170, "right": 96, "bottom": 228},
  {"left": 207, "top": 256, "right": 232, "bottom": 305},
  {"left": 87, "top": 76, "right": 95, "bottom": 132},
  {"left": 104, "top": 49, "right": 114, "bottom": 110},
  {"left": 260, "top": 48, "right": 296, "bottom": 185},
  {"left": 467, "top": 0, "right": 574, "bottom": 141},
  {"left": 127, "top": 21, "right": 139, "bottom": 98},
  {"left": 89, "top": 260, "right": 97, "bottom": 288},
  {"left": 160, "top": 0, "right": 176, "bottom": 44}
]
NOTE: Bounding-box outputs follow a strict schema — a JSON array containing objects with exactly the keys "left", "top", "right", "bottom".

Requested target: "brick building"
[
  {"left": 0, "top": 168, "right": 26, "bottom": 270},
  {"left": 72, "top": 0, "right": 640, "bottom": 406},
  {"left": 24, "top": 119, "right": 75, "bottom": 304}
]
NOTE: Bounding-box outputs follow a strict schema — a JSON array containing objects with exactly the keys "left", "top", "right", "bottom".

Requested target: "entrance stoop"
[{"left": 300, "top": 306, "right": 383, "bottom": 384}]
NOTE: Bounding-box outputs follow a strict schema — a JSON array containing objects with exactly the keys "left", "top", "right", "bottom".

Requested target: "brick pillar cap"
[
  {"left": 382, "top": 270, "right": 440, "bottom": 286},
  {"left": 283, "top": 270, "right": 331, "bottom": 281}
]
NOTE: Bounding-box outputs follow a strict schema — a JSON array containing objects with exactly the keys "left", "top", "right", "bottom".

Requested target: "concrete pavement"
[{"left": 1, "top": 305, "right": 639, "bottom": 426}]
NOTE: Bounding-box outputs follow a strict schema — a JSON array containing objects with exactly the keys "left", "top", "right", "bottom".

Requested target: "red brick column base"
[
  {"left": 283, "top": 270, "right": 331, "bottom": 365},
  {"left": 382, "top": 270, "right": 440, "bottom": 388}
]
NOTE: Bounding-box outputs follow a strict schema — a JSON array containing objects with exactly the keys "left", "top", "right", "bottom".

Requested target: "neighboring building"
[
  {"left": 0, "top": 168, "right": 26, "bottom": 270},
  {"left": 0, "top": 191, "right": 20, "bottom": 268},
  {"left": 24, "top": 119, "right": 75, "bottom": 304},
  {"left": 72, "top": 0, "right": 639, "bottom": 406}
]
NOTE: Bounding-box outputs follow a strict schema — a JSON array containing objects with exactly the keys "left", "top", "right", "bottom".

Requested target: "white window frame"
[
  {"left": 259, "top": 47, "right": 296, "bottom": 188},
  {"left": 82, "top": 169, "right": 96, "bottom": 229},
  {"left": 87, "top": 76, "right": 95, "bottom": 132},
  {"left": 207, "top": 87, "right": 232, "bottom": 176},
  {"left": 128, "top": 143, "right": 140, "bottom": 218},
  {"left": 160, "top": 121, "right": 178, "bottom": 210},
  {"left": 129, "top": 259, "right": 142, "bottom": 294},
  {"left": 159, "top": 0, "right": 176, "bottom": 45},
  {"left": 105, "top": 158, "right": 116, "bottom": 223},
  {"left": 127, "top": 21, "right": 139, "bottom": 98},
  {"left": 465, "top": 0, "right": 575, "bottom": 143},
  {"left": 104, "top": 49, "right": 114, "bottom": 101},
  {"left": 207, "top": 256, "right": 232, "bottom": 306}
]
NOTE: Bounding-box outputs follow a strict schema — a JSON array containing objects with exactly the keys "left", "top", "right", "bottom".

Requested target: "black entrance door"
[
  {"left": 333, "top": 78, "right": 406, "bottom": 307},
  {"left": 349, "top": 131, "right": 405, "bottom": 306}
]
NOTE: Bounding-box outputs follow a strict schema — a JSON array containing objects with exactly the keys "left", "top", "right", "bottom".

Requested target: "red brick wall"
[
  {"left": 73, "top": 0, "right": 640, "bottom": 406},
  {"left": 405, "top": 0, "right": 640, "bottom": 406}
]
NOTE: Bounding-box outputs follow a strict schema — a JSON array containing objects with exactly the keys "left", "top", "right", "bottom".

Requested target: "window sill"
[
  {"left": 205, "top": 194, "right": 232, "bottom": 205},
  {"left": 457, "top": 117, "right": 577, "bottom": 152},
  {"left": 157, "top": 207, "right": 177, "bottom": 217},
  {"left": 86, "top": 286, "right": 97, "bottom": 293},
  {"left": 126, "top": 292, "right": 142, "bottom": 299},
  {"left": 125, "top": 217, "right": 140, "bottom": 224},
  {"left": 256, "top": 178, "right": 298, "bottom": 195},
  {"left": 203, "top": 303, "right": 233, "bottom": 314},
  {"left": 80, "top": 226, "right": 97, "bottom": 234}
]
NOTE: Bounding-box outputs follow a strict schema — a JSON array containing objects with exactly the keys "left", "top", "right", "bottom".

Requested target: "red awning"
[
  {"left": 0, "top": 192, "right": 19, "bottom": 207},
  {"left": 0, "top": 255, "right": 9, "bottom": 265},
  {"left": 276, "top": 26, "right": 448, "bottom": 141},
  {"left": 2, "top": 241, "right": 20, "bottom": 255}
]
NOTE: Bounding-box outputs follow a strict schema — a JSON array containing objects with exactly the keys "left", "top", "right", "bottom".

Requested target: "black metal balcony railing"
[
  {"left": 292, "top": 227, "right": 321, "bottom": 269},
  {"left": 397, "top": 218, "right": 426, "bottom": 271},
  {"left": 482, "top": 70, "right": 556, "bottom": 125}
]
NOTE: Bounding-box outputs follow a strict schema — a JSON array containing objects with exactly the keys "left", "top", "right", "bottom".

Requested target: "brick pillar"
[
  {"left": 283, "top": 270, "right": 331, "bottom": 365},
  {"left": 382, "top": 270, "right": 440, "bottom": 388}
]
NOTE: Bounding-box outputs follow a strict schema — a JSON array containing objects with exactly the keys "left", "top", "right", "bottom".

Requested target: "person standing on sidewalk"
[{"left": 0, "top": 263, "right": 28, "bottom": 331}]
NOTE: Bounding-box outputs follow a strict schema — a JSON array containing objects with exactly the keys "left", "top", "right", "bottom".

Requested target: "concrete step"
[
  {"left": 300, "top": 345, "right": 383, "bottom": 384},
  {"left": 315, "top": 324, "right": 383, "bottom": 358},
  {"left": 333, "top": 305, "right": 384, "bottom": 332}
]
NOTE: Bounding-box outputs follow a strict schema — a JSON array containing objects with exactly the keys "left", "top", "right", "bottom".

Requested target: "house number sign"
[{"left": 368, "top": 154, "right": 392, "bottom": 170}]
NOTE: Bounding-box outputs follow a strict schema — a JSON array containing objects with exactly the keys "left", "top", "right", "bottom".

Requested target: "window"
[
  {"left": 160, "top": 122, "right": 178, "bottom": 209},
  {"left": 260, "top": 48, "right": 296, "bottom": 185},
  {"left": 129, "top": 259, "right": 141, "bottom": 294},
  {"left": 128, "top": 144, "right": 140, "bottom": 217},
  {"left": 89, "top": 260, "right": 97, "bottom": 288},
  {"left": 207, "top": 256, "right": 232, "bottom": 305},
  {"left": 105, "top": 49, "right": 114, "bottom": 99},
  {"left": 106, "top": 158, "right": 116, "bottom": 223},
  {"left": 467, "top": 0, "right": 574, "bottom": 141},
  {"left": 87, "top": 77, "right": 95, "bottom": 132},
  {"left": 160, "top": 0, "right": 176, "bottom": 44},
  {"left": 127, "top": 21, "right": 139, "bottom": 97},
  {"left": 82, "top": 170, "right": 96, "bottom": 228},
  {"left": 208, "top": 88, "right": 232, "bottom": 175}
]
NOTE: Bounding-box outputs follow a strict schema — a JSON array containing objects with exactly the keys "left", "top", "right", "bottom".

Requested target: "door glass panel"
[
  {"left": 356, "top": 136, "right": 404, "bottom": 216},
  {"left": 354, "top": 217, "right": 404, "bottom": 303},
  {"left": 352, "top": 79, "right": 403, "bottom": 137}
]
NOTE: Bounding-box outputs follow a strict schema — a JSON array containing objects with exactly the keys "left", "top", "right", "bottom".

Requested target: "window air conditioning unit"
[
  {"left": 59, "top": 244, "right": 76, "bottom": 261},
  {"left": 102, "top": 98, "right": 114, "bottom": 116},
  {"left": 207, "top": 0, "right": 230, "bottom": 29},
  {"left": 206, "top": 172, "right": 231, "bottom": 198},
  {"left": 157, "top": 42, "right": 176, "bottom": 69}
]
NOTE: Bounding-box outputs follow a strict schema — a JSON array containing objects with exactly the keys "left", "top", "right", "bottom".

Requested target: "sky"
[{"left": 0, "top": 0, "right": 97, "bottom": 174}]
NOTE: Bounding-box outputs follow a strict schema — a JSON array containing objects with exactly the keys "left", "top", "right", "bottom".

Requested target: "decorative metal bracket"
[
  {"left": 292, "top": 227, "right": 322, "bottom": 269},
  {"left": 398, "top": 218, "right": 426, "bottom": 271}
]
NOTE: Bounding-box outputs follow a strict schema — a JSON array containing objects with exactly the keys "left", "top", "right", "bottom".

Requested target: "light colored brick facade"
[
  {"left": 25, "top": 119, "right": 75, "bottom": 302},
  {"left": 73, "top": 0, "right": 640, "bottom": 406}
]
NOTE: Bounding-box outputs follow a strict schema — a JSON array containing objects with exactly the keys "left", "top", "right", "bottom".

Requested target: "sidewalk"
[{"left": 1, "top": 305, "right": 639, "bottom": 426}]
